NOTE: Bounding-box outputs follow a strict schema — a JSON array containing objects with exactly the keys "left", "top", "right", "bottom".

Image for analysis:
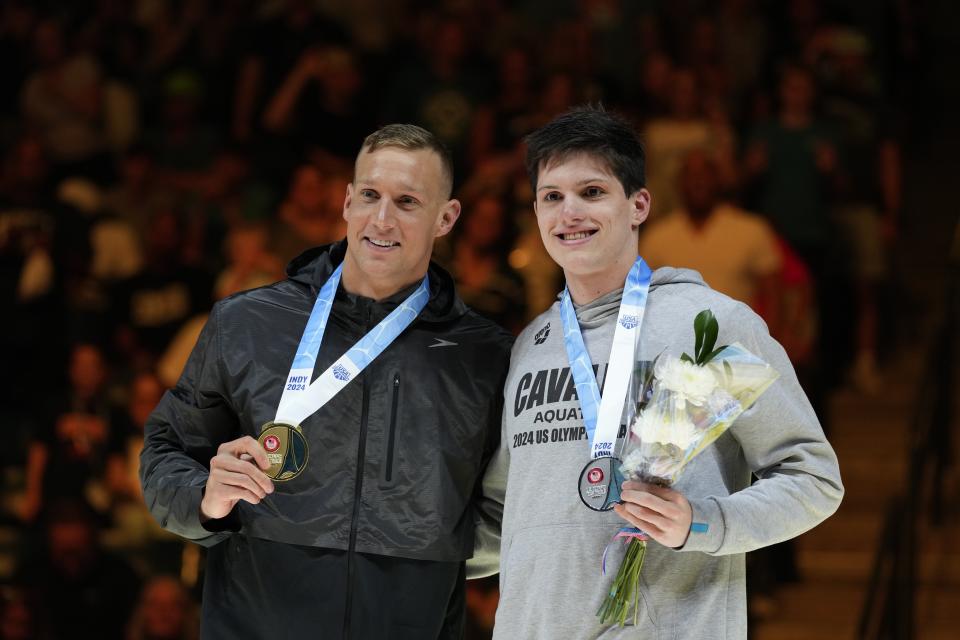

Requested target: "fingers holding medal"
[{"left": 200, "top": 436, "right": 276, "bottom": 521}]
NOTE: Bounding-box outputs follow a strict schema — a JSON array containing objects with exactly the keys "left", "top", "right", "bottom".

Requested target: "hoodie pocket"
[{"left": 379, "top": 374, "right": 401, "bottom": 487}]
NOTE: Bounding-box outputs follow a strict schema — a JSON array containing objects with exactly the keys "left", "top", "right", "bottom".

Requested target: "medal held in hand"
[
  {"left": 258, "top": 422, "right": 309, "bottom": 481},
  {"left": 578, "top": 456, "right": 625, "bottom": 511},
  {"left": 560, "top": 258, "right": 651, "bottom": 508},
  {"left": 268, "top": 263, "right": 429, "bottom": 482}
]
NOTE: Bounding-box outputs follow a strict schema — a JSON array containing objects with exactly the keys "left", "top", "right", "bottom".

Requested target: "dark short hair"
[
  {"left": 524, "top": 106, "right": 645, "bottom": 196},
  {"left": 358, "top": 124, "right": 454, "bottom": 197}
]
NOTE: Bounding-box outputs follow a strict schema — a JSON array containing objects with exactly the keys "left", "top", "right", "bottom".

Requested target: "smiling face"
[
  {"left": 534, "top": 153, "right": 650, "bottom": 303},
  {"left": 341, "top": 147, "right": 460, "bottom": 300}
]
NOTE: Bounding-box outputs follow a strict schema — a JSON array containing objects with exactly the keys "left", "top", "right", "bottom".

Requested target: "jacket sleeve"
[
  {"left": 679, "top": 304, "right": 844, "bottom": 555},
  {"left": 139, "top": 303, "right": 243, "bottom": 545}
]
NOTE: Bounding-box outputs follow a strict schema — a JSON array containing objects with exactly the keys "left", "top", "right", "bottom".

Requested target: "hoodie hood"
[
  {"left": 285, "top": 240, "right": 467, "bottom": 323},
  {"left": 573, "top": 266, "right": 708, "bottom": 329}
]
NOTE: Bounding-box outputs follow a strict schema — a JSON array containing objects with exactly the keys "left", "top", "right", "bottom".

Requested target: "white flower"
[
  {"left": 629, "top": 409, "right": 700, "bottom": 451},
  {"left": 654, "top": 357, "right": 718, "bottom": 404}
]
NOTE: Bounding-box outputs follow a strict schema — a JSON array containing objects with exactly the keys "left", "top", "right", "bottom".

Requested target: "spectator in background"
[
  {"left": 102, "top": 370, "right": 179, "bottom": 564},
  {"left": 643, "top": 68, "right": 737, "bottom": 219},
  {"left": 640, "top": 149, "right": 782, "bottom": 328},
  {"left": 106, "top": 372, "right": 166, "bottom": 508},
  {"left": 447, "top": 194, "right": 527, "bottom": 333},
  {"left": 231, "top": 0, "right": 348, "bottom": 144},
  {"left": 384, "top": 16, "right": 485, "bottom": 171},
  {"left": 468, "top": 46, "right": 537, "bottom": 166},
  {"left": 743, "top": 63, "right": 843, "bottom": 386},
  {"left": 145, "top": 71, "right": 220, "bottom": 174},
  {"left": 272, "top": 163, "right": 349, "bottom": 262},
  {"left": 631, "top": 50, "right": 673, "bottom": 122},
  {"left": 262, "top": 46, "right": 374, "bottom": 170},
  {"left": 717, "top": 0, "right": 769, "bottom": 114},
  {"left": 744, "top": 64, "right": 837, "bottom": 270},
  {"left": 110, "top": 209, "right": 214, "bottom": 367},
  {"left": 817, "top": 27, "right": 901, "bottom": 393},
  {"left": 21, "top": 343, "right": 125, "bottom": 523},
  {"left": 14, "top": 499, "right": 141, "bottom": 640},
  {"left": 126, "top": 576, "right": 198, "bottom": 640},
  {"left": 102, "top": 145, "right": 176, "bottom": 240},
  {"left": 158, "top": 222, "right": 283, "bottom": 390},
  {"left": 214, "top": 221, "right": 283, "bottom": 301},
  {"left": 20, "top": 18, "right": 109, "bottom": 179},
  {"left": 0, "top": 135, "right": 59, "bottom": 469}
]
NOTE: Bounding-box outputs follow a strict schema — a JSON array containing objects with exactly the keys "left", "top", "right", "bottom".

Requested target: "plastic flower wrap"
[
  {"left": 620, "top": 342, "right": 778, "bottom": 485},
  {"left": 597, "top": 310, "right": 779, "bottom": 626}
]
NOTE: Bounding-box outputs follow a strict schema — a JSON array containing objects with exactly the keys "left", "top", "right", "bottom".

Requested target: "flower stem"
[{"left": 596, "top": 538, "right": 647, "bottom": 626}]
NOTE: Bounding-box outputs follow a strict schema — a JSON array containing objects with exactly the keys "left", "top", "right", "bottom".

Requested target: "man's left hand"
[{"left": 614, "top": 481, "right": 693, "bottom": 548}]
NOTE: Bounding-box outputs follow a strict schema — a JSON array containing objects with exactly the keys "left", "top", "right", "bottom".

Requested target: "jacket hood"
[
  {"left": 285, "top": 240, "right": 467, "bottom": 323},
  {"left": 573, "top": 266, "right": 707, "bottom": 328}
]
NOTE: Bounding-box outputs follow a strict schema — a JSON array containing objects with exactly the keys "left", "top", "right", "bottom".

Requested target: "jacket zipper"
[
  {"left": 343, "top": 309, "right": 373, "bottom": 640},
  {"left": 384, "top": 375, "right": 400, "bottom": 483}
]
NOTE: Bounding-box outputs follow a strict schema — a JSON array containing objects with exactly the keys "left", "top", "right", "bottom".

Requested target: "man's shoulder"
[
  {"left": 651, "top": 275, "right": 762, "bottom": 326},
  {"left": 214, "top": 278, "right": 307, "bottom": 316},
  {"left": 448, "top": 307, "right": 516, "bottom": 352}
]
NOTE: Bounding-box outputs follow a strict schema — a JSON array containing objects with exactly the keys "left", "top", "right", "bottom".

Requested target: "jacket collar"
[{"left": 285, "top": 239, "right": 467, "bottom": 323}]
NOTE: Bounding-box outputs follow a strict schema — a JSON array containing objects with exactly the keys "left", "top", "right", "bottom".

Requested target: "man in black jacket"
[{"left": 140, "top": 124, "right": 513, "bottom": 639}]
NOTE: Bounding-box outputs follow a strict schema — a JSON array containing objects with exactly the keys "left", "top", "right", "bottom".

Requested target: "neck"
[
  {"left": 340, "top": 255, "right": 426, "bottom": 302},
  {"left": 565, "top": 256, "right": 637, "bottom": 305},
  {"left": 686, "top": 204, "right": 714, "bottom": 228}
]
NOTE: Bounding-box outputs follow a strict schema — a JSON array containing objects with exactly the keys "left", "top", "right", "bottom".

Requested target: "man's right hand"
[{"left": 200, "top": 436, "right": 275, "bottom": 521}]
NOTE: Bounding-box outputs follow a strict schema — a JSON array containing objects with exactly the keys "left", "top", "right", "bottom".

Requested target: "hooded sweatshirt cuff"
[{"left": 677, "top": 496, "right": 725, "bottom": 554}]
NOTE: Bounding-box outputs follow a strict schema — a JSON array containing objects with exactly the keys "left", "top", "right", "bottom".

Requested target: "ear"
[
  {"left": 434, "top": 198, "right": 462, "bottom": 238},
  {"left": 630, "top": 188, "right": 652, "bottom": 229},
  {"left": 343, "top": 183, "right": 354, "bottom": 221}
]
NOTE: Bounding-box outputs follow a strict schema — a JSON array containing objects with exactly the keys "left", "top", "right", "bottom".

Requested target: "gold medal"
[{"left": 258, "top": 421, "right": 309, "bottom": 481}]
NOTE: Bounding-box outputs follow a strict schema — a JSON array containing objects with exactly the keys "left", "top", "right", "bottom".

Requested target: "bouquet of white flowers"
[{"left": 597, "top": 309, "right": 779, "bottom": 626}]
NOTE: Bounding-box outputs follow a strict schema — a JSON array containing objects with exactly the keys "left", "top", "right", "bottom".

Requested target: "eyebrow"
[{"left": 536, "top": 176, "right": 611, "bottom": 193}]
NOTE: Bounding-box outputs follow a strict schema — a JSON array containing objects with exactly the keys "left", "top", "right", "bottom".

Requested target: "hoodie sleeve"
[
  {"left": 679, "top": 303, "right": 844, "bottom": 555},
  {"left": 468, "top": 388, "right": 511, "bottom": 579},
  {"left": 140, "top": 302, "right": 243, "bottom": 545}
]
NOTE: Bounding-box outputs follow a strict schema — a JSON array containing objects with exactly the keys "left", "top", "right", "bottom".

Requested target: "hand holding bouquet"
[{"left": 597, "top": 310, "right": 779, "bottom": 626}]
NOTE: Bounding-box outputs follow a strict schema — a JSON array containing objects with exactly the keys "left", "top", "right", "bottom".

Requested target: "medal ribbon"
[
  {"left": 276, "top": 263, "right": 429, "bottom": 426},
  {"left": 559, "top": 257, "right": 651, "bottom": 459}
]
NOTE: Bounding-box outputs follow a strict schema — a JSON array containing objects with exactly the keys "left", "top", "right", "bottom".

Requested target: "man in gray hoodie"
[{"left": 470, "top": 107, "right": 843, "bottom": 639}]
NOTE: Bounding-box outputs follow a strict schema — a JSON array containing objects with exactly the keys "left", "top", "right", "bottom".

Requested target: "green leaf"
[
  {"left": 700, "top": 312, "right": 719, "bottom": 364},
  {"left": 693, "top": 310, "right": 709, "bottom": 360},
  {"left": 680, "top": 353, "right": 695, "bottom": 364}
]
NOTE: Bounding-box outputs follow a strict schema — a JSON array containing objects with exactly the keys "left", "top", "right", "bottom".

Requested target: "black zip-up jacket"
[{"left": 140, "top": 242, "right": 513, "bottom": 639}]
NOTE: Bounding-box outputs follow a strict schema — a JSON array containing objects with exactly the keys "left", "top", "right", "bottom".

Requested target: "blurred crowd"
[{"left": 0, "top": 0, "right": 915, "bottom": 638}]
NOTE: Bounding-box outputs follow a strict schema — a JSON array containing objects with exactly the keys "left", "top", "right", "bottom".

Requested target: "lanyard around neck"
[
  {"left": 276, "top": 263, "right": 430, "bottom": 426},
  {"left": 559, "top": 257, "right": 651, "bottom": 459}
]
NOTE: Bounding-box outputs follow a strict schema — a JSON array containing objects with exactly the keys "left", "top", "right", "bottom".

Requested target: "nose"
[
  {"left": 559, "top": 195, "right": 584, "bottom": 224},
  {"left": 374, "top": 199, "right": 396, "bottom": 229}
]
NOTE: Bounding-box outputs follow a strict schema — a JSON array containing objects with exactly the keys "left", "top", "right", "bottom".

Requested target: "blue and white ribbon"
[
  {"left": 276, "top": 264, "right": 429, "bottom": 425},
  {"left": 559, "top": 257, "right": 651, "bottom": 459}
]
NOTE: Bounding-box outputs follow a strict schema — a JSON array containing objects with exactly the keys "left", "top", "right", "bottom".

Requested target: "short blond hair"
[{"left": 358, "top": 124, "right": 454, "bottom": 197}]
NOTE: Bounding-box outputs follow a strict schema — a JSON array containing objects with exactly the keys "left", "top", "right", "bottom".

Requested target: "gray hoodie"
[{"left": 470, "top": 267, "right": 843, "bottom": 639}]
